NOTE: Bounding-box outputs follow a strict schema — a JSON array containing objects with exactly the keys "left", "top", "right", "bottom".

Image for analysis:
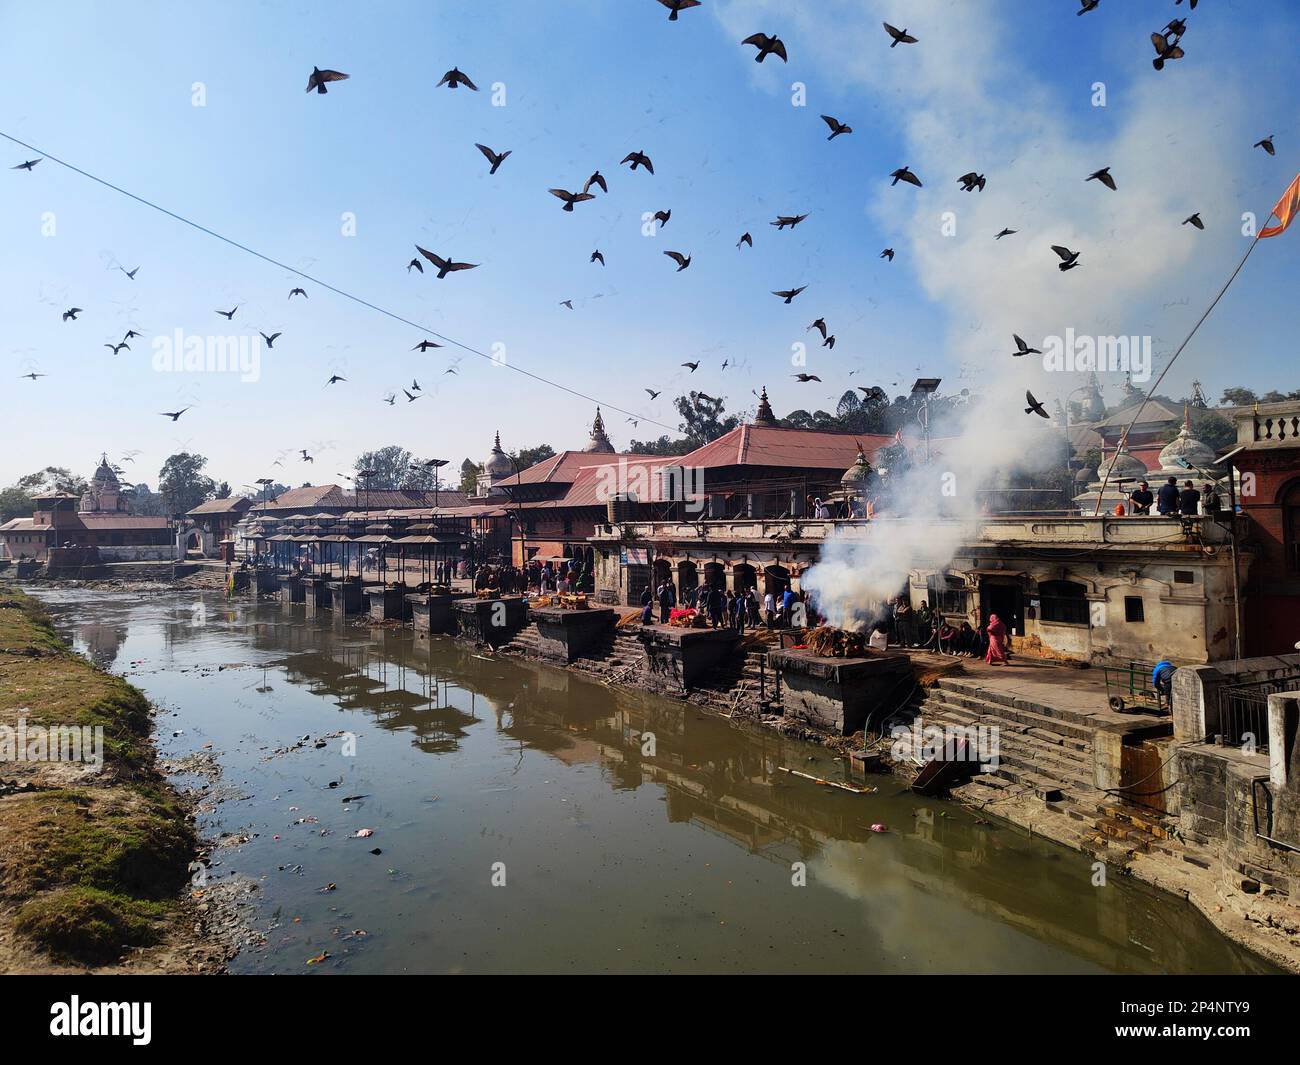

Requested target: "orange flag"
[{"left": 1260, "top": 172, "right": 1300, "bottom": 238}]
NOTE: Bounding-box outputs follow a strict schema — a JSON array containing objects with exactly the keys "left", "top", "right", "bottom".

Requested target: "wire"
[{"left": 0, "top": 129, "right": 680, "bottom": 434}]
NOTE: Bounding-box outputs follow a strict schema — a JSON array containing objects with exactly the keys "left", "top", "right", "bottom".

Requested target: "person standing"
[
  {"left": 985, "top": 613, "right": 1010, "bottom": 665},
  {"left": 763, "top": 589, "right": 776, "bottom": 629},
  {"left": 1178, "top": 480, "right": 1201, "bottom": 517},
  {"left": 1157, "top": 476, "right": 1181, "bottom": 516},
  {"left": 781, "top": 585, "right": 794, "bottom": 627},
  {"left": 1129, "top": 481, "right": 1154, "bottom": 515},
  {"left": 659, "top": 580, "right": 675, "bottom": 624},
  {"left": 894, "top": 596, "right": 914, "bottom": 647},
  {"left": 640, "top": 585, "right": 654, "bottom": 625}
]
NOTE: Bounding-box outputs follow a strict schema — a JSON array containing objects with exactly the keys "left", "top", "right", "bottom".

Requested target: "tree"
[
  {"left": 158, "top": 453, "right": 216, "bottom": 517},
  {"left": 354, "top": 445, "right": 437, "bottom": 490},
  {"left": 509, "top": 444, "right": 556, "bottom": 472},
  {"left": 126, "top": 482, "right": 165, "bottom": 516},
  {"left": 626, "top": 434, "right": 695, "bottom": 456},
  {"left": 675, "top": 392, "right": 739, "bottom": 446},
  {"left": 17, "top": 466, "right": 87, "bottom": 497},
  {"left": 458, "top": 458, "right": 482, "bottom": 495},
  {"left": 252, "top": 482, "right": 289, "bottom": 502},
  {"left": 1220, "top": 387, "right": 1258, "bottom": 407},
  {"left": 214, "top": 481, "right": 232, "bottom": 499},
  {"left": 0, "top": 485, "right": 34, "bottom": 522}
]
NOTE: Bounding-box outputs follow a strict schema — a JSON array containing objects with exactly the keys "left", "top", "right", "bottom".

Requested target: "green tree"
[
  {"left": 0, "top": 485, "right": 35, "bottom": 522},
  {"left": 675, "top": 392, "right": 739, "bottom": 445},
  {"left": 126, "top": 482, "right": 165, "bottom": 516},
  {"left": 158, "top": 453, "right": 216, "bottom": 517},
  {"left": 458, "top": 458, "right": 482, "bottom": 495},
  {"left": 354, "top": 445, "right": 437, "bottom": 490},
  {"left": 1219, "top": 387, "right": 1258, "bottom": 407},
  {"left": 626, "top": 434, "right": 695, "bottom": 456},
  {"left": 214, "top": 481, "right": 232, "bottom": 499},
  {"left": 17, "top": 466, "right": 87, "bottom": 497},
  {"left": 509, "top": 444, "right": 556, "bottom": 472}
]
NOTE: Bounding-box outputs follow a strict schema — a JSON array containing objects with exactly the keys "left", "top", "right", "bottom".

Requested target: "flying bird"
[
  {"left": 216, "top": 307, "right": 238, "bottom": 319},
  {"left": 1183, "top": 212, "right": 1204, "bottom": 230},
  {"left": 288, "top": 287, "right": 307, "bottom": 299},
  {"left": 1012, "top": 335, "right": 1041, "bottom": 357},
  {"left": 823, "top": 336, "right": 836, "bottom": 349},
  {"left": 771, "top": 213, "right": 809, "bottom": 229},
  {"left": 737, "top": 232, "right": 752, "bottom": 248},
  {"left": 560, "top": 299, "right": 574, "bottom": 309},
  {"left": 821, "top": 115, "right": 852, "bottom": 140},
  {"left": 325, "top": 375, "right": 346, "bottom": 386},
  {"left": 653, "top": 209, "right": 671, "bottom": 227},
  {"left": 412, "top": 339, "right": 443, "bottom": 351},
  {"left": 119, "top": 266, "right": 140, "bottom": 280},
  {"left": 1024, "top": 391, "right": 1050, "bottom": 419},
  {"left": 772, "top": 286, "right": 807, "bottom": 303},
  {"left": 808, "top": 318, "right": 828, "bottom": 340},
  {"left": 645, "top": 389, "right": 661, "bottom": 400},
  {"left": 383, "top": 393, "right": 396, "bottom": 406},
  {"left": 403, "top": 389, "right": 422, "bottom": 403},
  {"left": 300, "top": 450, "right": 314, "bottom": 462},
  {"left": 793, "top": 373, "right": 821, "bottom": 383},
  {"left": 1078, "top": 0, "right": 1100, "bottom": 13},
  {"left": 437, "top": 67, "right": 478, "bottom": 90},
  {"left": 62, "top": 308, "right": 82, "bottom": 321},
  {"left": 549, "top": 187, "right": 596, "bottom": 212},
  {"left": 1151, "top": 31, "right": 1185, "bottom": 70},
  {"left": 583, "top": 171, "right": 608, "bottom": 195},
  {"left": 105, "top": 342, "right": 130, "bottom": 355},
  {"left": 681, "top": 361, "right": 699, "bottom": 372},
  {"left": 664, "top": 250, "right": 692, "bottom": 271},
  {"left": 741, "top": 32, "right": 787, "bottom": 63},
  {"left": 590, "top": 250, "right": 605, "bottom": 266},
  {"left": 1051, "top": 245, "right": 1081, "bottom": 271},
  {"left": 957, "top": 172, "right": 986, "bottom": 192},
  {"left": 880, "top": 248, "right": 894, "bottom": 261},
  {"left": 890, "top": 166, "right": 922, "bottom": 187},
  {"left": 883, "top": 23, "right": 918, "bottom": 47},
  {"left": 20, "top": 372, "right": 45, "bottom": 379},
  {"left": 1087, "top": 166, "right": 1116, "bottom": 191},
  {"left": 415, "top": 245, "right": 479, "bottom": 277},
  {"left": 657, "top": 0, "right": 701, "bottom": 19},
  {"left": 621, "top": 150, "right": 654, "bottom": 174},
  {"left": 1255, "top": 135, "right": 1276, "bottom": 156},
  {"left": 11, "top": 158, "right": 41, "bottom": 170},
  {"left": 160, "top": 408, "right": 190, "bottom": 421},
  {"left": 306, "top": 67, "right": 349, "bottom": 94},
  {"left": 995, "top": 228, "right": 1018, "bottom": 239},
  {"left": 475, "top": 143, "right": 512, "bottom": 174},
  {"left": 407, "top": 258, "right": 424, "bottom": 273},
  {"left": 123, "top": 329, "right": 142, "bottom": 339},
  {"left": 260, "top": 332, "right": 282, "bottom": 348},
  {"left": 1164, "top": 18, "right": 1187, "bottom": 36}
]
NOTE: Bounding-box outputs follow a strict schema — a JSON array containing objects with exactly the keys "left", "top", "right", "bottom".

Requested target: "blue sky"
[{"left": 3, "top": 0, "right": 1299, "bottom": 492}]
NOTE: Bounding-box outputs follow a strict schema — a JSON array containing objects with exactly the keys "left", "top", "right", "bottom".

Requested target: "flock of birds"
[{"left": 8, "top": 0, "right": 1283, "bottom": 476}]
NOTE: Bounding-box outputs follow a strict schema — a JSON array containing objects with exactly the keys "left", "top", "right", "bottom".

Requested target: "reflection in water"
[{"left": 30, "top": 586, "right": 1277, "bottom": 975}]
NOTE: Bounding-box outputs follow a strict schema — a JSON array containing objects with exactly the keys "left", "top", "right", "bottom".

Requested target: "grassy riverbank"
[{"left": 0, "top": 585, "right": 220, "bottom": 971}]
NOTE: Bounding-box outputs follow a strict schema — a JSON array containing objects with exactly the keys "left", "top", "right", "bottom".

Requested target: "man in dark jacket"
[
  {"left": 1178, "top": 480, "right": 1201, "bottom": 516},
  {"left": 658, "top": 581, "right": 676, "bottom": 624},
  {"left": 1156, "top": 477, "right": 1181, "bottom": 516},
  {"left": 1129, "top": 481, "right": 1154, "bottom": 515}
]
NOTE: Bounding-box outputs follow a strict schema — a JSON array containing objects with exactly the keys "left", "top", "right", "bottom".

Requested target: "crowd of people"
[
  {"left": 874, "top": 596, "right": 1012, "bottom": 665},
  {"left": 640, "top": 580, "right": 812, "bottom": 634},
  {"left": 1123, "top": 477, "right": 1219, "bottom": 517}
]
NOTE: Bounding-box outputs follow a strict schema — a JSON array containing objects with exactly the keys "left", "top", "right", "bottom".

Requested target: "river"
[{"left": 27, "top": 586, "right": 1277, "bottom": 974}]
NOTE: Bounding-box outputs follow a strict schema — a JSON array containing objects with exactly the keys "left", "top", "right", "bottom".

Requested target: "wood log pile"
[{"left": 805, "top": 625, "right": 867, "bottom": 658}]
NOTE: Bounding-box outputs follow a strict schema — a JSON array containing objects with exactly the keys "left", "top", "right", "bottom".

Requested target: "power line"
[{"left": 0, "top": 129, "right": 680, "bottom": 434}]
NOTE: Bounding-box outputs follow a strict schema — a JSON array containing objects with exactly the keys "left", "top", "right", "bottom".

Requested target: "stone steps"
[{"left": 936, "top": 677, "right": 1103, "bottom": 731}]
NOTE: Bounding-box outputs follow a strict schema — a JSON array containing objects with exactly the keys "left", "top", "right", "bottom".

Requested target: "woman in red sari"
[{"left": 985, "top": 613, "right": 1009, "bottom": 665}]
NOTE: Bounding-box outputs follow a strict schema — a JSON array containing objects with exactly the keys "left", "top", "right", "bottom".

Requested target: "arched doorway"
[
  {"left": 764, "top": 563, "right": 789, "bottom": 597},
  {"left": 652, "top": 557, "right": 673, "bottom": 590},
  {"left": 733, "top": 562, "right": 757, "bottom": 593},
  {"left": 677, "top": 560, "right": 698, "bottom": 594},
  {"left": 703, "top": 561, "right": 725, "bottom": 589}
]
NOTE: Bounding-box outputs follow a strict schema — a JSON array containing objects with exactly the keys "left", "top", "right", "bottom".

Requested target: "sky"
[{"left": 2, "top": 0, "right": 1299, "bottom": 494}]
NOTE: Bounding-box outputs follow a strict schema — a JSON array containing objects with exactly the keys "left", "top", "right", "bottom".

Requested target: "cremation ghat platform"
[
  {"left": 454, "top": 596, "right": 528, "bottom": 646},
  {"left": 529, "top": 605, "right": 617, "bottom": 662},
  {"left": 769, "top": 648, "right": 913, "bottom": 736},
  {"left": 407, "top": 591, "right": 472, "bottom": 635},
  {"left": 637, "top": 625, "right": 738, "bottom": 692}
]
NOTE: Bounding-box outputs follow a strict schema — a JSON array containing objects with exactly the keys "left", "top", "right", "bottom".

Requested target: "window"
[
  {"left": 926, "top": 574, "right": 968, "bottom": 615},
  {"left": 1124, "top": 596, "right": 1145, "bottom": 623},
  {"left": 1173, "top": 570, "right": 1194, "bottom": 584},
  {"left": 1039, "top": 580, "right": 1089, "bottom": 625}
]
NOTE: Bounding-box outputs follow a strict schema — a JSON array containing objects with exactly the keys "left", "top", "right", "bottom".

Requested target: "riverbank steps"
[{"left": 0, "top": 586, "right": 224, "bottom": 972}]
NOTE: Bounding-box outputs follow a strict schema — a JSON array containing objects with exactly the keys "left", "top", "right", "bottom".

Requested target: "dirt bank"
[{"left": 0, "top": 586, "right": 231, "bottom": 973}]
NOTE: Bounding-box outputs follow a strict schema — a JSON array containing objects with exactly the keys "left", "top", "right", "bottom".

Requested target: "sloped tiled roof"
[
  {"left": 495, "top": 450, "right": 661, "bottom": 487},
  {"left": 265, "top": 485, "right": 468, "bottom": 511},
  {"left": 187, "top": 496, "right": 253, "bottom": 516},
  {"left": 517, "top": 456, "right": 682, "bottom": 509},
  {"left": 1094, "top": 400, "right": 1183, "bottom": 430},
  {"left": 679, "top": 425, "right": 895, "bottom": 470}
]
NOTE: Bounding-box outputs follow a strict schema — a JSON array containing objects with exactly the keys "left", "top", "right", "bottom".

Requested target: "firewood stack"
[{"left": 806, "top": 625, "right": 867, "bottom": 658}]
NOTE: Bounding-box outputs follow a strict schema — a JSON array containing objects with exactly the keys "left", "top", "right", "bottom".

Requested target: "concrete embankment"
[{"left": 0, "top": 586, "right": 227, "bottom": 972}]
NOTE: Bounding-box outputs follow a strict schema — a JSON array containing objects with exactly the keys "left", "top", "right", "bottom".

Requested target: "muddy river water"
[{"left": 30, "top": 586, "right": 1277, "bottom": 974}]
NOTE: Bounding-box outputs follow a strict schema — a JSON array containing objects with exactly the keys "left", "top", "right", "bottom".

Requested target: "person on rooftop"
[
  {"left": 1157, "top": 476, "right": 1181, "bottom": 516},
  {"left": 1129, "top": 480, "right": 1154, "bottom": 515},
  {"left": 1178, "top": 479, "right": 1201, "bottom": 517}
]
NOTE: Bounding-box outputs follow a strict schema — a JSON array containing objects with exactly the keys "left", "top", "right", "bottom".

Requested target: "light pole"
[{"left": 910, "top": 378, "right": 942, "bottom": 464}]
